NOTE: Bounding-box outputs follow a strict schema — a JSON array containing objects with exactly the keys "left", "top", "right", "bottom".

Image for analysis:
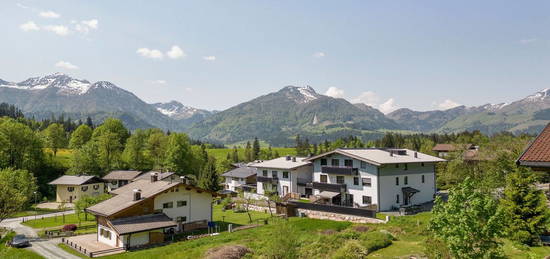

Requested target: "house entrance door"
[{"left": 283, "top": 186, "right": 289, "bottom": 196}]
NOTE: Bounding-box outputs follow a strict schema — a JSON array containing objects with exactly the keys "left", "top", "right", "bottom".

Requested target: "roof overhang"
[{"left": 304, "top": 149, "right": 382, "bottom": 166}]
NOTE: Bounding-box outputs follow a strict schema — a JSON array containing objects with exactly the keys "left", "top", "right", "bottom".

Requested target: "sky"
[{"left": 1, "top": 0, "right": 550, "bottom": 113}]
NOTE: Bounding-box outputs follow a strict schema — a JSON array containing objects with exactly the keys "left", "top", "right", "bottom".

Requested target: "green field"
[
  {"left": 207, "top": 147, "right": 296, "bottom": 162},
  {"left": 22, "top": 212, "right": 95, "bottom": 230}
]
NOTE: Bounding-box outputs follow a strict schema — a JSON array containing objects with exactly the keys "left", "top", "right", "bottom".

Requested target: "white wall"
[
  {"left": 255, "top": 165, "right": 312, "bottom": 197},
  {"left": 97, "top": 225, "right": 118, "bottom": 247},
  {"left": 378, "top": 163, "right": 436, "bottom": 211},
  {"left": 224, "top": 177, "right": 247, "bottom": 191},
  {"left": 153, "top": 186, "right": 213, "bottom": 223}
]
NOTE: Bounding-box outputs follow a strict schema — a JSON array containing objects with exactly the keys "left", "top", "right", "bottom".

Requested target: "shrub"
[
  {"left": 206, "top": 245, "right": 251, "bottom": 259},
  {"left": 332, "top": 240, "right": 367, "bottom": 259},
  {"left": 262, "top": 222, "right": 299, "bottom": 259},
  {"left": 62, "top": 224, "right": 77, "bottom": 232},
  {"left": 360, "top": 231, "right": 393, "bottom": 254}
]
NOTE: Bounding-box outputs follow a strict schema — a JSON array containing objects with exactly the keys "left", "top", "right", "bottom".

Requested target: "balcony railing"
[
  {"left": 308, "top": 182, "right": 346, "bottom": 192},
  {"left": 321, "top": 166, "right": 358, "bottom": 175},
  {"left": 257, "top": 176, "right": 278, "bottom": 183}
]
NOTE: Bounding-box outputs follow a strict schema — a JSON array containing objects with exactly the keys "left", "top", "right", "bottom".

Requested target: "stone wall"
[
  {"left": 247, "top": 204, "right": 276, "bottom": 214},
  {"left": 297, "top": 208, "right": 385, "bottom": 224}
]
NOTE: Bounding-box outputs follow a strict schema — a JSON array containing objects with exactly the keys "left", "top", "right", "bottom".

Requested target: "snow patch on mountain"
[
  {"left": 0, "top": 73, "right": 95, "bottom": 95},
  {"left": 152, "top": 101, "right": 211, "bottom": 120},
  {"left": 281, "top": 85, "right": 320, "bottom": 103},
  {"left": 525, "top": 88, "right": 550, "bottom": 102}
]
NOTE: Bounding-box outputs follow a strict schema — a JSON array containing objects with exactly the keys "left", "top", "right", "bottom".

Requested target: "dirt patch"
[
  {"left": 206, "top": 245, "right": 251, "bottom": 259},
  {"left": 352, "top": 225, "right": 369, "bottom": 232}
]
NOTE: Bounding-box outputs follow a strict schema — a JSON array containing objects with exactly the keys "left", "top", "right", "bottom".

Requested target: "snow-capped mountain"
[
  {"left": 281, "top": 85, "right": 321, "bottom": 104},
  {"left": 151, "top": 101, "right": 214, "bottom": 121}
]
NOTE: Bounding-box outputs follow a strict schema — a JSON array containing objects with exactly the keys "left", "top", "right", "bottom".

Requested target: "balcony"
[
  {"left": 308, "top": 182, "right": 346, "bottom": 192},
  {"left": 321, "top": 166, "right": 358, "bottom": 176},
  {"left": 257, "top": 176, "right": 278, "bottom": 183}
]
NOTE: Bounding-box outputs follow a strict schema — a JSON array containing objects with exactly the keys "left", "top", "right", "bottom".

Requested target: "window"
[
  {"left": 331, "top": 159, "right": 340, "bottom": 166},
  {"left": 404, "top": 164, "right": 408, "bottom": 170},
  {"left": 67, "top": 187, "right": 74, "bottom": 192},
  {"left": 404, "top": 176, "right": 408, "bottom": 185},
  {"left": 111, "top": 180, "right": 118, "bottom": 185},
  {"left": 272, "top": 171, "right": 278, "bottom": 178},
  {"left": 93, "top": 184, "right": 99, "bottom": 190},
  {"left": 262, "top": 170, "right": 268, "bottom": 177},
  {"left": 344, "top": 159, "right": 353, "bottom": 167},
  {"left": 422, "top": 175, "right": 425, "bottom": 183},
  {"left": 360, "top": 161, "right": 367, "bottom": 169},
  {"left": 320, "top": 175, "right": 328, "bottom": 183},
  {"left": 163, "top": 202, "right": 173, "bottom": 209},
  {"left": 320, "top": 159, "right": 327, "bottom": 166},
  {"left": 396, "top": 194, "right": 400, "bottom": 204},
  {"left": 395, "top": 164, "right": 399, "bottom": 168},
  {"left": 353, "top": 177, "right": 359, "bottom": 185},
  {"left": 336, "top": 176, "right": 345, "bottom": 184},
  {"left": 362, "top": 178, "right": 372, "bottom": 187},
  {"left": 395, "top": 177, "right": 399, "bottom": 185},
  {"left": 120, "top": 180, "right": 128, "bottom": 186},
  {"left": 362, "top": 196, "right": 372, "bottom": 205},
  {"left": 177, "top": 216, "right": 187, "bottom": 222},
  {"left": 81, "top": 186, "right": 88, "bottom": 192},
  {"left": 283, "top": 171, "right": 289, "bottom": 179},
  {"left": 421, "top": 162, "right": 425, "bottom": 167},
  {"left": 177, "top": 200, "right": 187, "bottom": 207}
]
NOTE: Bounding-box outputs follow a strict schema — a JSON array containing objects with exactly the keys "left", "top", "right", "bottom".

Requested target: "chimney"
[
  {"left": 150, "top": 172, "right": 158, "bottom": 182},
  {"left": 292, "top": 157, "right": 297, "bottom": 162},
  {"left": 286, "top": 155, "right": 291, "bottom": 161},
  {"left": 390, "top": 151, "right": 393, "bottom": 157},
  {"left": 414, "top": 152, "right": 418, "bottom": 158},
  {"left": 133, "top": 189, "right": 141, "bottom": 201}
]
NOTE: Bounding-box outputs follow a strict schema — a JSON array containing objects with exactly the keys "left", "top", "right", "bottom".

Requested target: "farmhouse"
[
  {"left": 85, "top": 172, "right": 215, "bottom": 249},
  {"left": 304, "top": 148, "right": 445, "bottom": 211},
  {"left": 251, "top": 156, "right": 313, "bottom": 198},
  {"left": 49, "top": 175, "right": 105, "bottom": 203},
  {"left": 103, "top": 170, "right": 143, "bottom": 192}
]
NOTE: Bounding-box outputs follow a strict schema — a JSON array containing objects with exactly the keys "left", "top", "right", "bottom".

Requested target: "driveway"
[{"left": 1, "top": 211, "right": 81, "bottom": 259}]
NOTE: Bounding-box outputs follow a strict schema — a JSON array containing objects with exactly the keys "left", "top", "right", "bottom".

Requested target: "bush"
[
  {"left": 360, "top": 231, "right": 393, "bottom": 253},
  {"left": 62, "top": 224, "right": 77, "bottom": 232},
  {"left": 331, "top": 240, "right": 367, "bottom": 259}
]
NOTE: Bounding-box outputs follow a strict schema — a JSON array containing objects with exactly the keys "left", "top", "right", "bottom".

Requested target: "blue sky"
[{"left": 1, "top": 0, "right": 549, "bottom": 112}]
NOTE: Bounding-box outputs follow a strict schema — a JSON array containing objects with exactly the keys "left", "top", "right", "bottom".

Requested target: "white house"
[
  {"left": 102, "top": 170, "right": 144, "bottom": 192},
  {"left": 304, "top": 148, "right": 445, "bottom": 211},
  {"left": 251, "top": 156, "right": 312, "bottom": 198},
  {"left": 221, "top": 166, "right": 257, "bottom": 192},
  {"left": 86, "top": 172, "right": 216, "bottom": 249}
]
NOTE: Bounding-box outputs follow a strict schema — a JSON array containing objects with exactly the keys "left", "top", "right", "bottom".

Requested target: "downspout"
[{"left": 376, "top": 166, "right": 380, "bottom": 212}]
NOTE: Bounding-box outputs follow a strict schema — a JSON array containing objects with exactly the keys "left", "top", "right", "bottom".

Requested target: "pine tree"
[
  {"left": 244, "top": 141, "right": 253, "bottom": 162},
  {"left": 232, "top": 146, "right": 239, "bottom": 162},
  {"left": 198, "top": 156, "right": 219, "bottom": 192},
  {"left": 86, "top": 116, "right": 93, "bottom": 128},
  {"left": 253, "top": 137, "right": 261, "bottom": 160},
  {"left": 501, "top": 168, "right": 550, "bottom": 246}
]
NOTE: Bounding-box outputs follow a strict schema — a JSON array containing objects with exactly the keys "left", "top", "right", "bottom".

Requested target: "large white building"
[
  {"left": 304, "top": 148, "right": 445, "bottom": 211},
  {"left": 251, "top": 156, "right": 312, "bottom": 197}
]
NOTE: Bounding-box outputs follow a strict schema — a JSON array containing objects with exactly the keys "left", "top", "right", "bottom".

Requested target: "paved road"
[{"left": 1, "top": 211, "right": 81, "bottom": 259}]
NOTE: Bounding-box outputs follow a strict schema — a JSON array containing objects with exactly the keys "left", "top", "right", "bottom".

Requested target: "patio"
[{"left": 63, "top": 234, "right": 125, "bottom": 257}]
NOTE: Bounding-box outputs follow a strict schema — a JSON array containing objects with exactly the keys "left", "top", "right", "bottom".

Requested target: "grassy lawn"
[
  {"left": 10, "top": 207, "right": 68, "bottom": 218},
  {"left": 22, "top": 212, "right": 95, "bottom": 230},
  {"left": 44, "top": 148, "right": 73, "bottom": 168},
  {"left": 0, "top": 232, "right": 44, "bottom": 259},
  {"left": 212, "top": 204, "right": 270, "bottom": 226},
  {"left": 57, "top": 243, "right": 88, "bottom": 259}
]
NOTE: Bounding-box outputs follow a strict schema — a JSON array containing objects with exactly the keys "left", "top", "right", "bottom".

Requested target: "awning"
[
  {"left": 318, "top": 191, "right": 340, "bottom": 199},
  {"left": 110, "top": 213, "right": 176, "bottom": 235},
  {"left": 402, "top": 187, "right": 420, "bottom": 195}
]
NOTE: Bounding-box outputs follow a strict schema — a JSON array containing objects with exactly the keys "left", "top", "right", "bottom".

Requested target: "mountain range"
[{"left": 0, "top": 73, "right": 548, "bottom": 145}]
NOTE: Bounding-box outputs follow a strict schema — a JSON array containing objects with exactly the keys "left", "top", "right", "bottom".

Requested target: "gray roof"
[
  {"left": 221, "top": 167, "right": 257, "bottom": 178},
  {"left": 49, "top": 175, "right": 101, "bottom": 186},
  {"left": 103, "top": 170, "right": 143, "bottom": 181},
  {"left": 110, "top": 213, "right": 176, "bottom": 235},
  {"left": 305, "top": 148, "right": 446, "bottom": 166},
  {"left": 251, "top": 157, "right": 311, "bottom": 170},
  {"left": 133, "top": 171, "right": 176, "bottom": 182}
]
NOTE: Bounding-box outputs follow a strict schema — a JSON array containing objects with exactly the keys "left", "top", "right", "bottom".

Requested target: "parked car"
[{"left": 9, "top": 234, "right": 30, "bottom": 248}]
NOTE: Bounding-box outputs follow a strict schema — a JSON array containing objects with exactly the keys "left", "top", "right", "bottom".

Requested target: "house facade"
[
  {"left": 103, "top": 170, "right": 143, "bottom": 192},
  {"left": 305, "top": 148, "right": 445, "bottom": 211},
  {"left": 251, "top": 156, "right": 312, "bottom": 197},
  {"left": 86, "top": 172, "right": 215, "bottom": 249},
  {"left": 221, "top": 166, "right": 257, "bottom": 192},
  {"left": 49, "top": 175, "right": 105, "bottom": 203}
]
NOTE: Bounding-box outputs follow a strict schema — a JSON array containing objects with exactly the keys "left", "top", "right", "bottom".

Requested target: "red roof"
[{"left": 518, "top": 123, "right": 550, "bottom": 167}]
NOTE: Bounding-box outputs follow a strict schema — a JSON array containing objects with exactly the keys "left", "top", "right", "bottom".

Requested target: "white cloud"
[
  {"left": 55, "top": 61, "right": 78, "bottom": 70},
  {"left": 520, "top": 38, "right": 537, "bottom": 44},
  {"left": 39, "top": 11, "right": 60, "bottom": 19},
  {"left": 437, "top": 99, "right": 461, "bottom": 110},
  {"left": 378, "top": 98, "right": 399, "bottom": 114},
  {"left": 166, "top": 45, "right": 186, "bottom": 59},
  {"left": 351, "top": 91, "right": 380, "bottom": 106},
  {"left": 203, "top": 56, "right": 216, "bottom": 61},
  {"left": 313, "top": 52, "right": 325, "bottom": 58},
  {"left": 324, "top": 87, "right": 345, "bottom": 98},
  {"left": 74, "top": 19, "right": 98, "bottom": 34},
  {"left": 44, "top": 25, "right": 69, "bottom": 36},
  {"left": 16, "top": 3, "right": 29, "bottom": 9},
  {"left": 20, "top": 21, "right": 40, "bottom": 31},
  {"left": 151, "top": 80, "right": 167, "bottom": 84},
  {"left": 137, "top": 48, "right": 164, "bottom": 59}
]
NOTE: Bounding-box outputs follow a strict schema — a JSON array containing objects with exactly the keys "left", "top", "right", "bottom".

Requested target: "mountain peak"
[
  {"left": 525, "top": 88, "right": 550, "bottom": 102},
  {"left": 151, "top": 101, "right": 212, "bottom": 120},
  {"left": 279, "top": 85, "right": 320, "bottom": 103}
]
